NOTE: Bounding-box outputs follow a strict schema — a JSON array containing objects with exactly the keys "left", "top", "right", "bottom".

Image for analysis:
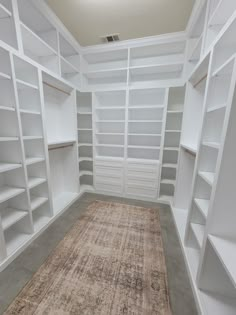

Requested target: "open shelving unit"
[
  {"left": 159, "top": 86, "right": 185, "bottom": 204},
  {"left": 18, "top": 0, "right": 59, "bottom": 74},
  {"left": 77, "top": 91, "right": 93, "bottom": 192},
  {"left": 0, "top": 0, "right": 18, "bottom": 49}
]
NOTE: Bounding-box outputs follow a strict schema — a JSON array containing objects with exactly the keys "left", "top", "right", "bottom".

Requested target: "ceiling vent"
[{"left": 101, "top": 34, "right": 120, "bottom": 43}]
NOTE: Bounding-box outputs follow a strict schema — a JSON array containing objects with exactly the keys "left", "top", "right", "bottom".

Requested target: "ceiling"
[{"left": 45, "top": 0, "right": 195, "bottom": 47}]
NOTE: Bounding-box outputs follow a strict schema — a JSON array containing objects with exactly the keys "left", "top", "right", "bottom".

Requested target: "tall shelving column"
[
  {"left": 12, "top": 55, "right": 52, "bottom": 233},
  {"left": 77, "top": 91, "right": 94, "bottom": 192},
  {"left": 0, "top": 47, "right": 33, "bottom": 262},
  {"left": 159, "top": 86, "right": 185, "bottom": 204}
]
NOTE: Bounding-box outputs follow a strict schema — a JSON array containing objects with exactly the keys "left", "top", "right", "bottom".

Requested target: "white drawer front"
[
  {"left": 95, "top": 166, "right": 123, "bottom": 178},
  {"left": 95, "top": 180, "right": 123, "bottom": 194},
  {"left": 126, "top": 185, "right": 157, "bottom": 198},
  {"left": 95, "top": 158, "right": 124, "bottom": 168},
  {"left": 127, "top": 160, "right": 159, "bottom": 174},
  {"left": 127, "top": 178, "right": 157, "bottom": 189},
  {"left": 127, "top": 169, "right": 157, "bottom": 180}
]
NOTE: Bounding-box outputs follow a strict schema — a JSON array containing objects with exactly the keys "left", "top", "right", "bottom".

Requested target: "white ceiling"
[{"left": 45, "top": 0, "right": 195, "bottom": 47}]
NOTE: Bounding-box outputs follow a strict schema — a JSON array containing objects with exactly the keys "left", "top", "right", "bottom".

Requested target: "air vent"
[{"left": 101, "top": 34, "right": 120, "bottom": 43}]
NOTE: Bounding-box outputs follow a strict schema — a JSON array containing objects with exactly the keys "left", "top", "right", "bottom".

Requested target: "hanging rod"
[
  {"left": 183, "top": 148, "right": 196, "bottom": 157},
  {"left": 48, "top": 144, "right": 73, "bottom": 151},
  {"left": 193, "top": 73, "right": 208, "bottom": 88},
  {"left": 43, "top": 81, "right": 70, "bottom": 96}
]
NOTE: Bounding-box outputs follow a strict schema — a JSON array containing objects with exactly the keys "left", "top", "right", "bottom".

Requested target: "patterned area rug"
[{"left": 5, "top": 200, "right": 171, "bottom": 315}]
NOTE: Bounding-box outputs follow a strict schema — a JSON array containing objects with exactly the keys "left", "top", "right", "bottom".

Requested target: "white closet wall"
[{"left": 0, "top": 1, "right": 236, "bottom": 314}]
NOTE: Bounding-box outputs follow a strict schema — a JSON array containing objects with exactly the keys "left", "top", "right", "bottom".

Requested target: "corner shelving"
[
  {"left": 159, "top": 86, "right": 185, "bottom": 203},
  {"left": 77, "top": 91, "right": 93, "bottom": 192}
]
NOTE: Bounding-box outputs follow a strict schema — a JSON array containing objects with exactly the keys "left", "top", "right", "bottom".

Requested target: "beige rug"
[{"left": 5, "top": 200, "right": 171, "bottom": 315}]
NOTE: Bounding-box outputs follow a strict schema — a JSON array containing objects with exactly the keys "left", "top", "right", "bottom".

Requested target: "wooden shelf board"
[
  {"left": 96, "top": 144, "right": 124, "bottom": 148},
  {"left": 165, "top": 130, "right": 181, "bottom": 133},
  {"left": 78, "top": 143, "right": 93, "bottom": 147},
  {"left": 162, "top": 163, "right": 177, "bottom": 169},
  {"left": 128, "top": 145, "right": 160, "bottom": 150},
  {"left": 28, "top": 177, "right": 47, "bottom": 189},
  {"left": 0, "top": 106, "right": 15, "bottom": 112},
  {"left": 31, "top": 196, "right": 48, "bottom": 211},
  {"left": 16, "top": 79, "right": 38, "bottom": 90},
  {"left": 194, "top": 198, "right": 209, "bottom": 219},
  {"left": 202, "top": 141, "right": 220, "bottom": 149},
  {"left": 21, "top": 22, "right": 57, "bottom": 58},
  {"left": 128, "top": 120, "right": 162, "bottom": 123},
  {"left": 164, "top": 147, "right": 179, "bottom": 151},
  {"left": 0, "top": 162, "right": 22, "bottom": 173},
  {"left": 208, "top": 235, "right": 236, "bottom": 288},
  {"left": 212, "top": 54, "right": 235, "bottom": 77},
  {"left": 161, "top": 178, "right": 176, "bottom": 185},
  {"left": 79, "top": 157, "right": 93, "bottom": 162},
  {"left": 77, "top": 112, "right": 92, "bottom": 115},
  {"left": 23, "top": 136, "right": 43, "bottom": 141},
  {"left": 0, "top": 3, "right": 12, "bottom": 19},
  {"left": 128, "top": 133, "right": 161, "bottom": 136},
  {"left": 1, "top": 208, "right": 28, "bottom": 231},
  {"left": 207, "top": 104, "right": 226, "bottom": 113},
  {"left": 198, "top": 171, "right": 214, "bottom": 186},
  {"left": 0, "top": 72, "right": 11, "bottom": 80},
  {"left": 25, "top": 157, "right": 45, "bottom": 166},
  {"left": 180, "top": 142, "right": 197, "bottom": 155},
  {"left": 20, "top": 109, "right": 41, "bottom": 115},
  {"left": 6, "top": 231, "right": 31, "bottom": 256},
  {"left": 128, "top": 105, "right": 164, "bottom": 110},
  {"left": 0, "top": 186, "right": 25, "bottom": 204},
  {"left": 79, "top": 170, "right": 93, "bottom": 177},
  {"left": 0, "top": 137, "right": 19, "bottom": 142},
  {"left": 61, "top": 56, "right": 79, "bottom": 74},
  {"left": 191, "top": 223, "right": 205, "bottom": 248}
]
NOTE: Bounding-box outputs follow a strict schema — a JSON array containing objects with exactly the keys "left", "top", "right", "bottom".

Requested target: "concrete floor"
[{"left": 0, "top": 193, "right": 198, "bottom": 314}]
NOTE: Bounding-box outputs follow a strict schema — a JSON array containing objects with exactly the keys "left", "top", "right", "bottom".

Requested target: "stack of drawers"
[
  {"left": 126, "top": 159, "right": 160, "bottom": 199},
  {"left": 94, "top": 158, "right": 124, "bottom": 194}
]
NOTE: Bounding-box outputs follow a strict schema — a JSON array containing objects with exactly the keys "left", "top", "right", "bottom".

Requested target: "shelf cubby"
[
  {"left": 127, "top": 147, "right": 160, "bottom": 160},
  {"left": 48, "top": 145, "right": 78, "bottom": 214},
  {"left": 18, "top": 0, "right": 59, "bottom": 74},
  {"left": 82, "top": 69, "right": 127, "bottom": 88},
  {"left": 43, "top": 73, "right": 76, "bottom": 145},
  {"left": 59, "top": 34, "right": 80, "bottom": 71},
  {"left": 0, "top": 0, "right": 17, "bottom": 49},
  {"left": 96, "top": 134, "right": 124, "bottom": 146},
  {"left": 130, "top": 41, "right": 185, "bottom": 68},
  {"left": 128, "top": 134, "right": 161, "bottom": 147},
  {"left": 96, "top": 145, "right": 124, "bottom": 159},
  {"left": 27, "top": 162, "right": 47, "bottom": 190}
]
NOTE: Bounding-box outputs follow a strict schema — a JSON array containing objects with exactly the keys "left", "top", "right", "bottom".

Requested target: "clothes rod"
[
  {"left": 183, "top": 148, "right": 196, "bottom": 157},
  {"left": 193, "top": 73, "right": 208, "bottom": 88},
  {"left": 43, "top": 81, "right": 70, "bottom": 96},
  {"left": 48, "top": 144, "right": 73, "bottom": 151}
]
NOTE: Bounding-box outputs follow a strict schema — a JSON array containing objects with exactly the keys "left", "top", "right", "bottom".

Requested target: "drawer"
[
  {"left": 127, "top": 178, "right": 157, "bottom": 189},
  {"left": 95, "top": 181, "right": 123, "bottom": 194},
  {"left": 127, "top": 169, "right": 158, "bottom": 180},
  {"left": 126, "top": 185, "right": 157, "bottom": 198},
  {"left": 127, "top": 160, "right": 159, "bottom": 174},
  {"left": 95, "top": 158, "right": 124, "bottom": 168},
  {"left": 95, "top": 174, "right": 123, "bottom": 185},
  {"left": 95, "top": 166, "right": 123, "bottom": 178}
]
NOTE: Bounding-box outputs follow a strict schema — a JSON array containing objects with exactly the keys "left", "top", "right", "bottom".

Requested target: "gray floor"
[{"left": 0, "top": 193, "right": 198, "bottom": 314}]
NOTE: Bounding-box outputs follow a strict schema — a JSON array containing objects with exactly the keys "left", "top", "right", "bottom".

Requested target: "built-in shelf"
[
  {"left": 191, "top": 223, "right": 205, "bottom": 248},
  {"left": 1, "top": 208, "right": 28, "bottom": 231},
  {"left": 25, "top": 157, "right": 45, "bottom": 166},
  {"left": 0, "top": 72, "right": 11, "bottom": 80},
  {"left": 31, "top": 196, "right": 48, "bottom": 211},
  {"left": 208, "top": 235, "right": 236, "bottom": 288},
  {"left": 0, "top": 187, "right": 25, "bottom": 204},
  {"left": 16, "top": 78, "right": 38, "bottom": 90},
  {"left": 202, "top": 142, "right": 220, "bottom": 149},
  {"left": 0, "top": 3, "right": 12, "bottom": 19},
  {"left": 79, "top": 170, "right": 93, "bottom": 177},
  {"left": 161, "top": 179, "right": 176, "bottom": 185},
  {"left": 78, "top": 143, "right": 93, "bottom": 147},
  {"left": 194, "top": 198, "right": 209, "bottom": 219},
  {"left": 20, "top": 109, "right": 41, "bottom": 115},
  {"left": 48, "top": 140, "right": 76, "bottom": 150},
  {"left": 23, "top": 136, "right": 43, "bottom": 141},
  {"left": 180, "top": 142, "right": 197, "bottom": 155},
  {"left": 79, "top": 157, "right": 93, "bottom": 162},
  {"left": 207, "top": 104, "right": 226, "bottom": 113},
  {"left": 198, "top": 171, "right": 214, "bottom": 186},
  {"left": 162, "top": 163, "right": 177, "bottom": 169},
  {"left": 0, "top": 106, "right": 15, "bottom": 112},
  {"left": 0, "top": 163, "right": 22, "bottom": 173},
  {"left": 28, "top": 177, "right": 47, "bottom": 189},
  {"left": 0, "top": 137, "right": 19, "bottom": 142},
  {"left": 164, "top": 147, "right": 179, "bottom": 151}
]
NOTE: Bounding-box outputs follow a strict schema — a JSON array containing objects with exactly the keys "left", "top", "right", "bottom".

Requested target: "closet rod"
[
  {"left": 193, "top": 73, "right": 208, "bottom": 88},
  {"left": 43, "top": 81, "right": 70, "bottom": 96},
  {"left": 48, "top": 144, "right": 73, "bottom": 151},
  {"left": 183, "top": 148, "right": 196, "bottom": 157}
]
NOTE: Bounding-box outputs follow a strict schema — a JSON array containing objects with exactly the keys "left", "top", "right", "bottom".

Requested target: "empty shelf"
[
  {"left": 208, "top": 235, "right": 236, "bottom": 288},
  {"left": 77, "top": 112, "right": 92, "bottom": 115},
  {"left": 202, "top": 142, "right": 220, "bottom": 149},
  {"left": 25, "top": 157, "right": 45, "bottom": 166},
  {"left": 28, "top": 177, "right": 47, "bottom": 189},
  {"left": 0, "top": 72, "right": 11, "bottom": 80},
  {"left": 79, "top": 157, "right": 93, "bottom": 162},
  {"left": 0, "top": 137, "right": 19, "bottom": 142},
  {"left": 78, "top": 143, "right": 93, "bottom": 147},
  {"left": 23, "top": 136, "right": 43, "bottom": 141},
  {"left": 162, "top": 163, "right": 177, "bottom": 169},
  {"left": 16, "top": 79, "right": 38, "bottom": 90},
  {"left": 161, "top": 179, "right": 176, "bottom": 185},
  {"left": 164, "top": 147, "right": 179, "bottom": 151},
  {"left": 1, "top": 208, "right": 28, "bottom": 231},
  {"left": 0, "top": 3, "right": 12, "bottom": 19},
  {"left": 198, "top": 171, "right": 214, "bottom": 186},
  {"left": 0, "top": 106, "right": 15, "bottom": 112},
  {"left": 180, "top": 142, "right": 197, "bottom": 155},
  {"left": 79, "top": 170, "right": 93, "bottom": 177},
  {"left": 20, "top": 109, "right": 41, "bottom": 115},
  {"left": 0, "top": 186, "right": 25, "bottom": 203},
  {"left": 31, "top": 196, "right": 48, "bottom": 211},
  {"left": 207, "top": 104, "right": 226, "bottom": 113},
  {"left": 5, "top": 230, "right": 31, "bottom": 256},
  {"left": 191, "top": 223, "right": 205, "bottom": 248},
  {"left": 159, "top": 195, "right": 174, "bottom": 203},
  {"left": 0, "top": 162, "right": 21, "bottom": 173},
  {"left": 194, "top": 198, "right": 210, "bottom": 219}
]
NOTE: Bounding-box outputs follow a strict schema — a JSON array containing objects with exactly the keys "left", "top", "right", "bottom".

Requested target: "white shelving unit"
[
  {"left": 159, "top": 86, "right": 185, "bottom": 204},
  {"left": 77, "top": 91, "right": 93, "bottom": 192}
]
